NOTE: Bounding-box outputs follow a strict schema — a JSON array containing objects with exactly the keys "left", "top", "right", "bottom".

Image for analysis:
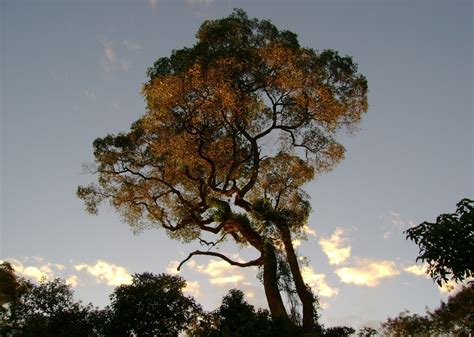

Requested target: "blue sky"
[{"left": 1, "top": 0, "right": 472, "bottom": 330}]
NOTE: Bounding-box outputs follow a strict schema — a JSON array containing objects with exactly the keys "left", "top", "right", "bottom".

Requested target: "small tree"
[
  {"left": 405, "top": 198, "right": 474, "bottom": 285},
  {"left": 108, "top": 273, "right": 201, "bottom": 337},
  {"left": 78, "top": 9, "right": 368, "bottom": 332}
]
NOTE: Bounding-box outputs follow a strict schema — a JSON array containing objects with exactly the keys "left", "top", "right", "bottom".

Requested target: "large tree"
[{"left": 78, "top": 9, "right": 368, "bottom": 333}]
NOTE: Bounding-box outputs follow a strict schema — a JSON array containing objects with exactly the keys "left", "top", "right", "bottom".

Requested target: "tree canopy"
[
  {"left": 78, "top": 9, "right": 368, "bottom": 332},
  {"left": 405, "top": 198, "right": 474, "bottom": 285},
  {"left": 107, "top": 273, "right": 201, "bottom": 337},
  {"left": 381, "top": 283, "right": 474, "bottom": 336}
]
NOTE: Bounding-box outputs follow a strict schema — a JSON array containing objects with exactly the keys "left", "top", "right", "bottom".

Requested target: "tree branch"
[{"left": 177, "top": 250, "right": 263, "bottom": 271}]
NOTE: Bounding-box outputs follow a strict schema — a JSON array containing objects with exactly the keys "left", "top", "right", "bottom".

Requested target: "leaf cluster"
[{"left": 405, "top": 198, "right": 474, "bottom": 285}]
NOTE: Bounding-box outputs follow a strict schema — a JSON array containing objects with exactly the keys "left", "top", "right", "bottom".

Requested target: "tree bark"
[
  {"left": 262, "top": 242, "right": 295, "bottom": 328},
  {"left": 278, "top": 223, "right": 315, "bottom": 333}
]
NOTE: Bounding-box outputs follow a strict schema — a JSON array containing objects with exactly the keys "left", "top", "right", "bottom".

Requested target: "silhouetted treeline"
[
  {"left": 1, "top": 261, "right": 360, "bottom": 336},
  {"left": 380, "top": 283, "right": 473, "bottom": 337}
]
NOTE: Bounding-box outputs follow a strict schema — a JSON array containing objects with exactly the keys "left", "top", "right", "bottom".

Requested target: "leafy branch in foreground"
[{"left": 405, "top": 198, "right": 473, "bottom": 285}]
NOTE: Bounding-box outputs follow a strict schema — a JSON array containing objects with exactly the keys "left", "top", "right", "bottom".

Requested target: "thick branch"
[{"left": 177, "top": 250, "right": 263, "bottom": 271}]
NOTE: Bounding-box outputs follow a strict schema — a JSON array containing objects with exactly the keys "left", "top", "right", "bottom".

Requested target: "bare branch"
[{"left": 177, "top": 250, "right": 263, "bottom": 271}]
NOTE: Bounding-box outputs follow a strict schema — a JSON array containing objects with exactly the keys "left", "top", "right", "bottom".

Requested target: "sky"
[{"left": 1, "top": 0, "right": 473, "bottom": 331}]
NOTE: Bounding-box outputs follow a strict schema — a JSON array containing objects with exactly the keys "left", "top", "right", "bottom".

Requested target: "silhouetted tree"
[
  {"left": 78, "top": 9, "right": 368, "bottom": 333},
  {"left": 405, "top": 198, "right": 474, "bottom": 285},
  {"left": 107, "top": 272, "right": 201, "bottom": 337},
  {"left": 324, "top": 326, "right": 355, "bottom": 337},
  {"left": 357, "top": 326, "right": 377, "bottom": 337},
  {"left": 0, "top": 262, "right": 18, "bottom": 307},
  {"left": 429, "top": 283, "right": 474, "bottom": 336},
  {"left": 381, "top": 310, "right": 430, "bottom": 337},
  {"left": 0, "top": 276, "right": 104, "bottom": 337},
  {"left": 191, "top": 289, "right": 288, "bottom": 337}
]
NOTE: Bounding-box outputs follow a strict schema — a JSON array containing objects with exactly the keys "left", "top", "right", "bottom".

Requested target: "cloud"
[
  {"left": 185, "top": 0, "right": 214, "bottom": 6},
  {"left": 383, "top": 212, "right": 415, "bottom": 239},
  {"left": 301, "top": 266, "right": 339, "bottom": 298},
  {"left": 74, "top": 260, "right": 132, "bottom": 286},
  {"left": 66, "top": 275, "right": 79, "bottom": 287},
  {"left": 8, "top": 259, "right": 65, "bottom": 282},
  {"left": 123, "top": 40, "right": 141, "bottom": 50},
  {"left": 148, "top": 0, "right": 158, "bottom": 10},
  {"left": 104, "top": 46, "right": 117, "bottom": 65},
  {"left": 120, "top": 58, "right": 129, "bottom": 72},
  {"left": 335, "top": 259, "right": 399, "bottom": 287},
  {"left": 22, "top": 266, "right": 52, "bottom": 282},
  {"left": 183, "top": 280, "right": 201, "bottom": 297},
  {"left": 404, "top": 264, "right": 429, "bottom": 278},
  {"left": 210, "top": 274, "right": 245, "bottom": 285},
  {"left": 195, "top": 259, "right": 246, "bottom": 286},
  {"left": 83, "top": 90, "right": 96, "bottom": 100},
  {"left": 319, "top": 228, "right": 351, "bottom": 265},
  {"left": 166, "top": 260, "right": 181, "bottom": 275},
  {"left": 303, "top": 225, "right": 317, "bottom": 238}
]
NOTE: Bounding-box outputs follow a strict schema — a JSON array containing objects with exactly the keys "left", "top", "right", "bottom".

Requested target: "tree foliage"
[
  {"left": 107, "top": 272, "right": 201, "bottom": 337},
  {"left": 381, "top": 283, "right": 474, "bottom": 337},
  {"left": 0, "top": 275, "right": 104, "bottom": 337},
  {"left": 357, "top": 326, "right": 378, "bottom": 337},
  {"left": 77, "top": 9, "right": 368, "bottom": 331},
  {"left": 405, "top": 198, "right": 474, "bottom": 285},
  {"left": 192, "top": 289, "right": 285, "bottom": 337}
]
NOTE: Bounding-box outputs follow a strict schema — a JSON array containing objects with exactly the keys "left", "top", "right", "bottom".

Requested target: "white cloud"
[
  {"left": 123, "top": 40, "right": 141, "bottom": 50},
  {"left": 185, "top": 0, "right": 214, "bottom": 6},
  {"left": 74, "top": 260, "right": 132, "bottom": 286},
  {"left": 303, "top": 225, "right": 317, "bottom": 237},
  {"left": 66, "top": 275, "right": 79, "bottom": 287},
  {"left": 210, "top": 275, "right": 245, "bottom": 285},
  {"left": 120, "top": 58, "right": 129, "bottom": 72},
  {"left": 104, "top": 46, "right": 117, "bottom": 65},
  {"left": 195, "top": 259, "right": 246, "bottom": 286},
  {"left": 183, "top": 280, "right": 201, "bottom": 297},
  {"left": 166, "top": 260, "right": 181, "bottom": 275},
  {"left": 319, "top": 228, "right": 351, "bottom": 265},
  {"left": 9, "top": 259, "right": 65, "bottom": 282},
  {"left": 404, "top": 264, "right": 429, "bottom": 278},
  {"left": 84, "top": 90, "right": 96, "bottom": 100},
  {"left": 301, "top": 266, "right": 339, "bottom": 298},
  {"left": 22, "top": 266, "right": 52, "bottom": 282},
  {"left": 148, "top": 0, "right": 158, "bottom": 10},
  {"left": 335, "top": 259, "right": 399, "bottom": 287}
]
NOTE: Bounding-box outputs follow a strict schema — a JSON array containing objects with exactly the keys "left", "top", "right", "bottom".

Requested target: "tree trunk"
[
  {"left": 278, "top": 223, "right": 316, "bottom": 333},
  {"left": 262, "top": 242, "right": 294, "bottom": 328}
]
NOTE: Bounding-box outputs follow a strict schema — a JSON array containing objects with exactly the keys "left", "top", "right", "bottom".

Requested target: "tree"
[
  {"left": 78, "top": 9, "right": 368, "bottom": 332},
  {"left": 194, "top": 289, "right": 284, "bottom": 337},
  {"left": 107, "top": 272, "right": 201, "bottom": 337},
  {"left": 357, "top": 326, "right": 377, "bottom": 337},
  {"left": 323, "top": 326, "right": 355, "bottom": 337},
  {"left": 381, "top": 284, "right": 474, "bottom": 336},
  {"left": 429, "top": 283, "right": 474, "bottom": 336},
  {"left": 381, "top": 310, "right": 431, "bottom": 337},
  {"left": 405, "top": 198, "right": 474, "bottom": 285},
  {"left": 0, "top": 262, "right": 19, "bottom": 307},
  {"left": 1, "top": 276, "right": 104, "bottom": 337}
]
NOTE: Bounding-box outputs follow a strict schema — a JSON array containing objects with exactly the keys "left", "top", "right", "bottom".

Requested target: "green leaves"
[{"left": 405, "top": 198, "right": 474, "bottom": 285}]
